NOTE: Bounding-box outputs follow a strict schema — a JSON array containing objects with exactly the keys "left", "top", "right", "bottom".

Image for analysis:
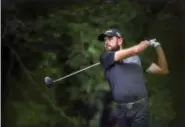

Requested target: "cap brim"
[
  {"left": 98, "top": 33, "right": 106, "bottom": 41},
  {"left": 97, "top": 33, "right": 114, "bottom": 42}
]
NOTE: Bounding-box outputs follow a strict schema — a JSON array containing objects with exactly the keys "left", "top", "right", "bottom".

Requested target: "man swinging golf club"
[{"left": 98, "top": 28, "right": 169, "bottom": 127}]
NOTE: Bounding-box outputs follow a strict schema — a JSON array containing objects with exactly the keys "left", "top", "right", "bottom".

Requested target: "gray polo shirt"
[{"left": 99, "top": 51, "right": 150, "bottom": 103}]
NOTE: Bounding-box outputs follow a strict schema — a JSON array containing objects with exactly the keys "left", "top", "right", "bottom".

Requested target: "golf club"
[
  {"left": 44, "top": 62, "right": 100, "bottom": 88},
  {"left": 44, "top": 38, "right": 158, "bottom": 88}
]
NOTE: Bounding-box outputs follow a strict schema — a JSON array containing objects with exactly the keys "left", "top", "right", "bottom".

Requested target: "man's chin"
[
  {"left": 104, "top": 47, "right": 110, "bottom": 50},
  {"left": 105, "top": 46, "right": 120, "bottom": 51}
]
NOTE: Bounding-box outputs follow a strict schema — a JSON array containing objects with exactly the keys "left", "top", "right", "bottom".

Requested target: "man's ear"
[{"left": 118, "top": 37, "right": 123, "bottom": 45}]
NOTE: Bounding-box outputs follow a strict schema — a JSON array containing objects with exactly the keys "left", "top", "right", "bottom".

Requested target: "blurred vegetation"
[{"left": 2, "top": 0, "right": 184, "bottom": 127}]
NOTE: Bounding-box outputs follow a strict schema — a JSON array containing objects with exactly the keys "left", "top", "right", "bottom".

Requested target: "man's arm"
[
  {"left": 146, "top": 45, "right": 169, "bottom": 75},
  {"left": 114, "top": 40, "right": 149, "bottom": 61},
  {"left": 100, "top": 40, "right": 149, "bottom": 69}
]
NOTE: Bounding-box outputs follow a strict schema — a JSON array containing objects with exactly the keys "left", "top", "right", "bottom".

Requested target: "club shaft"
[{"left": 54, "top": 62, "right": 100, "bottom": 82}]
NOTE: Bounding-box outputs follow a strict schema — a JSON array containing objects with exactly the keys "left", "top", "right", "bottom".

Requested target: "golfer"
[{"left": 98, "top": 28, "right": 169, "bottom": 127}]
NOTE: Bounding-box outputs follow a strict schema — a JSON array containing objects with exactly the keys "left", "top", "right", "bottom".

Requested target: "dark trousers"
[{"left": 99, "top": 98, "right": 149, "bottom": 127}]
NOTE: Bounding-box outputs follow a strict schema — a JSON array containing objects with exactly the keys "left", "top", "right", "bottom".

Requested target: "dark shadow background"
[{"left": 2, "top": 0, "right": 185, "bottom": 127}]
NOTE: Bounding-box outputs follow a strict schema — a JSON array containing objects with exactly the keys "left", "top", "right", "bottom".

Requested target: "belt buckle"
[{"left": 126, "top": 102, "right": 133, "bottom": 109}]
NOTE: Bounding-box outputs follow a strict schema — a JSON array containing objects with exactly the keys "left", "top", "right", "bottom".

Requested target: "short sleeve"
[{"left": 99, "top": 51, "right": 115, "bottom": 69}]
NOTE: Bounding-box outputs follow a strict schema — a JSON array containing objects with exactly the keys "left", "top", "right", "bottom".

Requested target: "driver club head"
[{"left": 44, "top": 76, "right": 54, "bottom": 88}]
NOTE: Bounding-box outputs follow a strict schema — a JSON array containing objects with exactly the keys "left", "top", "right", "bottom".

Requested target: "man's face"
[{"left": 104, "top": 36, "right": 123, "bottom": 51}]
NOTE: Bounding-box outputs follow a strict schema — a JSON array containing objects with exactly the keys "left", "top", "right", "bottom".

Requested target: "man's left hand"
[{"left": 148, "top": 39, "right": 161, "bottom": 48}]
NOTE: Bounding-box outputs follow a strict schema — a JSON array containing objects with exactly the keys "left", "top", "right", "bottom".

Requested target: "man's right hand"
[
  {"left": 136, "top": 40, "right": 150, "bottom": 52},
  {"left": 140, "top": 40, "right": 150, "bottom": 46}
]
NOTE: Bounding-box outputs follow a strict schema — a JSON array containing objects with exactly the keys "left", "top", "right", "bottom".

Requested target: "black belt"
[{"left": 115, "top": 97, "right": 148, "bottom": 110}]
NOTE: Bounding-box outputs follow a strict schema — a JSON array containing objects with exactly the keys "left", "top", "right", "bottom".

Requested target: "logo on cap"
[{"left": 105, "top": 30, "right": 113, "bottom": 34}]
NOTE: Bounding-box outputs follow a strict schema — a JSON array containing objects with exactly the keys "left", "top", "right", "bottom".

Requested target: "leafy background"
[{"left": 2, "top": 0, "right": 185, "bottom": 127}]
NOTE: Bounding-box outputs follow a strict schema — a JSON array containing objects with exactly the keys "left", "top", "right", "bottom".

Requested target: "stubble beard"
[
  {"left": 105, "top": 43, "right": 120, "bottom": 51},
  {"left": 110, "top": 44, "right": 120, "bottom": 51}
]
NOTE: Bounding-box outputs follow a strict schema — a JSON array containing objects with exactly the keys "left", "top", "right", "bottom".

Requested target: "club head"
[{"left": 44, "top": 76, "right": 54, "bottom": 88}]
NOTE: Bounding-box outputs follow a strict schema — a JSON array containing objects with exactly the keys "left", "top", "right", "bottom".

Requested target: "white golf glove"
[{"left": 148, "top": 39, "right": 161, "bottom": 48}]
